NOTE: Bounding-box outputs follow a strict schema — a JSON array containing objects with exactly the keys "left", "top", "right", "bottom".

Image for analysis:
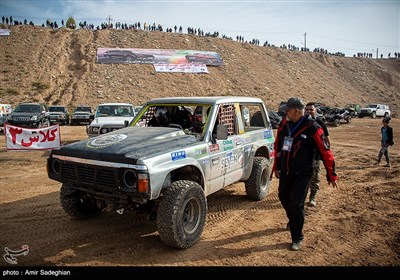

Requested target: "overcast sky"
[{"left": 1, "top": 0, "right": 399, "bottom": 57}]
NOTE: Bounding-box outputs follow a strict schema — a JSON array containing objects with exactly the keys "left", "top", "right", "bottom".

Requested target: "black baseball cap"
[{"left": 285, "top": 97, "right": 305, "bottom": 111}]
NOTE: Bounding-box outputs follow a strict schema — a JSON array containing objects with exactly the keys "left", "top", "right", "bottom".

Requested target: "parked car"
[
  {"left": 48, "top": 105, "right": 69, "bottom": 125},
  {"left": 47, "top": 96, "right": 275, "bottom": 249},
  {"left": 70, "top": 106, "right": 94, "bottom": 125},
  {"left": 86, "top": 103, "right": 136, "bottom": 137},
  {"left": 358, "top": 104, "right": 390, "bottom": 118},
  {"left": 6, "top": 103, "right": 49, "bottom": 128},
  {"left": 134, "top": 106, "right": 143, "bottom": 115}
]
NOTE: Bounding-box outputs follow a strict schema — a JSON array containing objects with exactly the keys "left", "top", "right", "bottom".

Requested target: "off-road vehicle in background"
[
  {"left": 344, "top": 103, "right": 360, "bottom": 117},
  {"left": 358, "top": 104, "right": 390, "bottom": 118},
  {"left": 86, "top": 103, "right": 136, "bottom": 137},
  {"left": 70, "top": 105, "right": 94, "bottom": 125},
  {"left": 48, "top": 105, "right": 70, "bottom": 125},
  {"left": 324, "top": 107, "right": 352, "bottom": 127},
  {"left": 47, "top": 96, "right": 275, "bottom": 249},
  {"left": 6, "top": 102, "right": 50, "bottom": 128}
]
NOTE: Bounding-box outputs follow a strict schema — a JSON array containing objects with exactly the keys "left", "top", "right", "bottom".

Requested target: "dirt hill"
[{"left": 1, "top": 25, "right": 399, "bottom": 114}]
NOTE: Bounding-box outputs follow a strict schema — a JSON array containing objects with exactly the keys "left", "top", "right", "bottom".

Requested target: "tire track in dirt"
[
  {"left": 51, "top": 30, "right": 94, "bottom": 107},
  {"left": 206, "top": 183, "right": 281, "bottom": 227}
]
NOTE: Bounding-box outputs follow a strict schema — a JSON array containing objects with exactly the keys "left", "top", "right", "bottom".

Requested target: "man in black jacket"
[{"left": 272, "top": 97, "right": 338, "bottom": 251}]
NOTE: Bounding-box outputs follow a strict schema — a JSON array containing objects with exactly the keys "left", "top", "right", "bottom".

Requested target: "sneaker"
[
  {"left": 385, "top": 163, "right": 391, "bottom": 167},
  {"left": 309, "top": 197, "right": 316, "bottom": 207},
  {"left": 290, "top": 241, "right": 303, "bottom": 251}
]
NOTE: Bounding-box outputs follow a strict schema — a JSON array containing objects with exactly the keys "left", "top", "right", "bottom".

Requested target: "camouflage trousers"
[{"left": 308, "top": 159, "right": 321, "bottom": 192}]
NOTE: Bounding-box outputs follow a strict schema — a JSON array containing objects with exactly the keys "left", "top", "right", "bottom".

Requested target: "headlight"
[
  {"left": 123, "top": 170, "right": 137, "bottom": 189},
  {"left": 30, "top": 115, "right": 38, "bottom": 121}
]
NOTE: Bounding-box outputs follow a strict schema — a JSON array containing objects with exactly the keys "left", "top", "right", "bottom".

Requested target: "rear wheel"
[{"left": 245, "top": 157, "right": 271, "bottom": 200}]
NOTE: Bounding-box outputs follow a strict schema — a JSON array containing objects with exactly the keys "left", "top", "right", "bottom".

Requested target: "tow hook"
[{"left": 116, "top": 208, "right": 124, "bottom": 215}]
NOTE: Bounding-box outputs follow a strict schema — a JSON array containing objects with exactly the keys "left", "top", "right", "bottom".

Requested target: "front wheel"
[
  {"left": 245, "top": 157, "right": 271, "bottom": 201},
  {"left": 60, "top": 184, "right": 101, "bottom": 220},
  {"left": 157, "top": 180, "right": 207, "bottom": 249}
]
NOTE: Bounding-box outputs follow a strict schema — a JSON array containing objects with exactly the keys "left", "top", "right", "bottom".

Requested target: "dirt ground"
[{"left": 0, "top": 117, "right": 399, "bottom": 269}]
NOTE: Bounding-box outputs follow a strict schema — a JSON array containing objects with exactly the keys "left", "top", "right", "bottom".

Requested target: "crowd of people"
[{"left": 1, "top": 15, "right": 398, "bottom": 59}]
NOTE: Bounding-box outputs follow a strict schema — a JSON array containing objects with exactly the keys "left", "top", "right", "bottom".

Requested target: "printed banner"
[
  {"left": 154, "top": 63, "right": 208, "bottom": 73},
  {"left": 96, "top": 48, "right": 224, "bottom": 66},
  {"left": 5, "top": 124, "right": 61, "bottom": 150}
]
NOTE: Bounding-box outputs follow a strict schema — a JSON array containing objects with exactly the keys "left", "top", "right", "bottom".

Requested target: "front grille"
[
  {"left": 61, "top": 162, "right": 118, "bottom": 189},
  {"left": 14, "top": 117, "right": 30, "bottom": 121}
]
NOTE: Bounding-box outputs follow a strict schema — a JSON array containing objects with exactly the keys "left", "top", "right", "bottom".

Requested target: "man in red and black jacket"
[{"left": 271, "top": 97, "right": 338, "bottom": 251}]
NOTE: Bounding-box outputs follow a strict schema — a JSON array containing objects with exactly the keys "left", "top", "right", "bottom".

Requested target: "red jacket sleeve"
[
  {"left": 313, "top": 127, "right": 338, "bottom": 182},
  {"left": 271, "top": 118, "right": 286, "bottom": 174}
]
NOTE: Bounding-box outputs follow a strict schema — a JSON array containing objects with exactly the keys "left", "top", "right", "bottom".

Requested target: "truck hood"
[
  {"left": 89, "top": 116, "right": 134, "bottom": 126},
  {"left": 11, "top": 112, "right": 40, "bottom": 118},
  {"left": 51, "top": 126, "right": 197, "bottom": 164}
]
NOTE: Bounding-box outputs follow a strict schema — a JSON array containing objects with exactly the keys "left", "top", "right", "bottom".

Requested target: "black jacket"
[
  {"left": 272, "top": 116, "right": 337, "bottom": 182},
  {"left": 382, "top": 125, "right": 394, "bottom": 146}
]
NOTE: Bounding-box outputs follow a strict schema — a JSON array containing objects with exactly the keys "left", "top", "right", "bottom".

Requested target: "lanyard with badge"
[{"left": 282, "top": 116, "right": 305, "bottom": 152}]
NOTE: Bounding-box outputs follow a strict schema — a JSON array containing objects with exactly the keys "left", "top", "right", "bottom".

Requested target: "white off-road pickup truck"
[
  {"left": 47, "top": 96, "right": 275, "bottom": 249},
  {"left": 86, "top": 103, "right": 136, "bottom": 137},
  {"left": 358, "top": 104, "right": 390, "bottom": 118}
]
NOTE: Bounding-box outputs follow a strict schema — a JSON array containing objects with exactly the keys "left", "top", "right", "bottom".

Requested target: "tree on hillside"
[{"left": 66, "top": 16, "right": 76, "bottom": 29}]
